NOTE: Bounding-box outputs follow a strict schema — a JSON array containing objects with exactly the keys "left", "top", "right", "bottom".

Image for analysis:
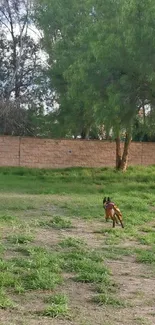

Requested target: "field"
[{"left": 0, "top": 166, "right": 155, "bottom": 325}]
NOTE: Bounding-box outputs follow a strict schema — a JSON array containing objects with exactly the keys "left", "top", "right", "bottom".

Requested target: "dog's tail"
[
  {"left": 113, "top": 205, "right": 124, "bottom": 228},
  {"left": 113, "top": 205, "right": 122, "bottom": 216}
]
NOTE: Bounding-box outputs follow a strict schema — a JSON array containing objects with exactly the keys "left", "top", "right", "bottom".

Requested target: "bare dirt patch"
[
  {"left": 35, "top": 227, "right": 64, "bottom": 247},
  {"left": 106, "top": 256, "right": 155, "bottom": 325},
  {"left": 34, "top": 219, "right": 105, "bottom": 249}
]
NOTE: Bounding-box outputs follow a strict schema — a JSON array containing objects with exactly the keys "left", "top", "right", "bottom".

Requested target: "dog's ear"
[
  {"left": 103, "top": 197, "right": 107, "bottom": 203},
  {"left": 107, "top": 197, "right": 111, "bottom": 202}
]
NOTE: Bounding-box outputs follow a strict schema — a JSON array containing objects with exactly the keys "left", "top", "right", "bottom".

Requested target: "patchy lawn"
[{"left": 0, "top": 166, "right": 155, "bottom": 325}]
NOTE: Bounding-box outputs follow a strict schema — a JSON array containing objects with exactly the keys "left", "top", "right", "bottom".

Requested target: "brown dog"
[{"left": 103, "top": 197, "right": 124, "bottom": 228}]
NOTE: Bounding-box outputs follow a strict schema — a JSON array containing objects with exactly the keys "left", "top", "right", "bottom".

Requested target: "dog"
[{"left": 103, "top": 197, "right": 124, "bottom": 228}]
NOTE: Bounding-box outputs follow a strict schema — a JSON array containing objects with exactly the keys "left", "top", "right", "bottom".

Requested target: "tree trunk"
[
  {"left": 81, "top": 127, "right": 90, "bottom": 139},
  {"left": 115, "top": 132, "right": 132, "bottom": 172},
  {"left": 119, "top": 133, "right": 132, "bottom": 171},
  {"left": 115, "top": 136, "right": 122, "bottom": 169},
  {"left": 142, "top": 104, "right": 146, "bottom": 126}
]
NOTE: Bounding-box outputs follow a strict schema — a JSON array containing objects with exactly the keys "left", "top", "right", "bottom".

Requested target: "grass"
[
  {"left": 41, "top": 294, "right": 69, "bottom": 318},
  {"left": 0, "top": 289, "right": 15, "bottom": 309},
  {"left": 137, "top": 232, "right": 155, "bottom": 245},
  {"left": 136, "top": 248, "right": 155, "bottom": 264},
  {"left": 99, "top": 246, "right": 135, "bottom": 260},
  {"left": 0, "top": 165, "right": 154, "bottom": 197},
  {"left": 0, "top": 166, "right": 155, "bottom": 322},
  {"left": 0, "top": 214, "right": 17, "bottom": 223},
  {"left": 134, "top": 317, "right": 152, "bottom": 325},
  {"left": 0, "top": 247, "right": 63, "bottom": 293},
  {"left": 39, "top": 215, "right": 73, "bottom": 229},
  {"left": 93, "top": 293, "right": 126, "bottom": 307},
  {"left": 58, "top": 237, "right": 85, "bottom": 248},
  {"left": 7, "top": 233, "right": 34, "bottom": 244}
]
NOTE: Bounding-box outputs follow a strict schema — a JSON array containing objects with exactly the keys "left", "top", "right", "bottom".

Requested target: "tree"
[
  {"left": 35, "top": 0, "right": 95, "bottom": 138},
  {"left": 35, "top": 0, "right": 155, "bottom": 170},
  {"left": 0, "top": 0, "right": 55, "bottom": 136}
]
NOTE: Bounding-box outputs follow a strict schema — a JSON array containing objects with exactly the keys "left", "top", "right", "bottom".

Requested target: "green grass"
[
  {"left": 41, "top": 293, "right": 69, "bottom": 318},
  {"left": 0, "top": 214, "right": 17, "bottom": 223},
  {"left": 39, "top": 304, "right": 69, "bottom": 318},
  {"left": 0, "top": 238, "right": 112, "bottom": 309},
  {"left": 93, "top": 293, "right": 126, "bottom": 307},
  {"left": 58, "top": 241, "right": 110, "bottom": 286},
  {"left": 0, "top": 247, "right": 63, "bottom": 294},
  {"left": 137, "top": 232, "right": 155, "bottom": 245},
  {"left": 0, "top": 289, "right": 15, "bottom": 309},
  {"left": 39, "top": 216, "right": 73, "bottom": 229},
  {"left": 100, "top": 246, "right": 135, "bottom": 260},
  {"left": 0, "top": 166, "right": 155, "bottom": 321},
  {"left": 59, "top": 237, "right": 85, "bottom": 248},
  {"left": 7, "top": 233, "right": 34, "bottom": 244},
  {"left": 136, "top": 248, "right": 155, "bottom": 264},
  {"left": 0, "top": 165, "right": 154, "bottom": 197},
  {"left": 44, "top": 293, "right": 68, "bottom": 305}
]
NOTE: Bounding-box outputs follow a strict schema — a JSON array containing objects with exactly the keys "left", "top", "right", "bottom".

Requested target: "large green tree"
[{"left": 35, "top": 0, "right": 155, "bottom": 170}]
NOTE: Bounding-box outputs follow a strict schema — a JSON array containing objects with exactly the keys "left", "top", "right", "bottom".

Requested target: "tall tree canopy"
[{"left": 35, "top": 0, "right": 155, "bottom": 170}]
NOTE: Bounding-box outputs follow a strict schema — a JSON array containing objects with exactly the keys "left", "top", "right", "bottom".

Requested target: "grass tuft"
[
  {"left": 7, "top": 234, "right": 34, "bottom": 244},
  {"left": 40, "top": 294, "right": 69, "bottom": 318},
  {"left": 136, "top": 249, "right": 155, "bottom": 264},
  {"left": 93, "top": 293, "right": 126, "bottom": 307},
  {"left": 39, "top": 216, "right": 72, "bottom": 229},
  {"left": 58, "top": 237, "right": 85, "bottom": 248},
  {"left": 0, "top": 290, "right": 15, "bottom": 309}
]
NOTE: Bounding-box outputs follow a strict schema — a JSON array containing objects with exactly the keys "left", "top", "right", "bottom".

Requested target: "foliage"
[
  {"left": 0, "top": 0, "right": 53, "bottom": 136},
  {"left": 35, "top": 0, "right": 155, "bottom": 168}
]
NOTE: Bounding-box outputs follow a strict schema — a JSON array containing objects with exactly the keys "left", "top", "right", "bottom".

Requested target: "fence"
[{"left": 0, "top": 136, "right": 155, "bottom": 168}]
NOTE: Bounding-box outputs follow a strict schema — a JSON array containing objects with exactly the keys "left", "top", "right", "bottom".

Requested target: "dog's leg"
[
  {"left": 112, "top": 218, "right": 115, "bottom": 228},
  {"left": 105, "top": 210, "right": 109, "bottom": 222},
  {"left": 114, "top": 215, "right": 119, "bottom": 224},
  {"left": 120, "top": 220, "right": 124, "bottom": 228},
  {"left": 116, "top": 214, "right": 124, "bottom": 228}
]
